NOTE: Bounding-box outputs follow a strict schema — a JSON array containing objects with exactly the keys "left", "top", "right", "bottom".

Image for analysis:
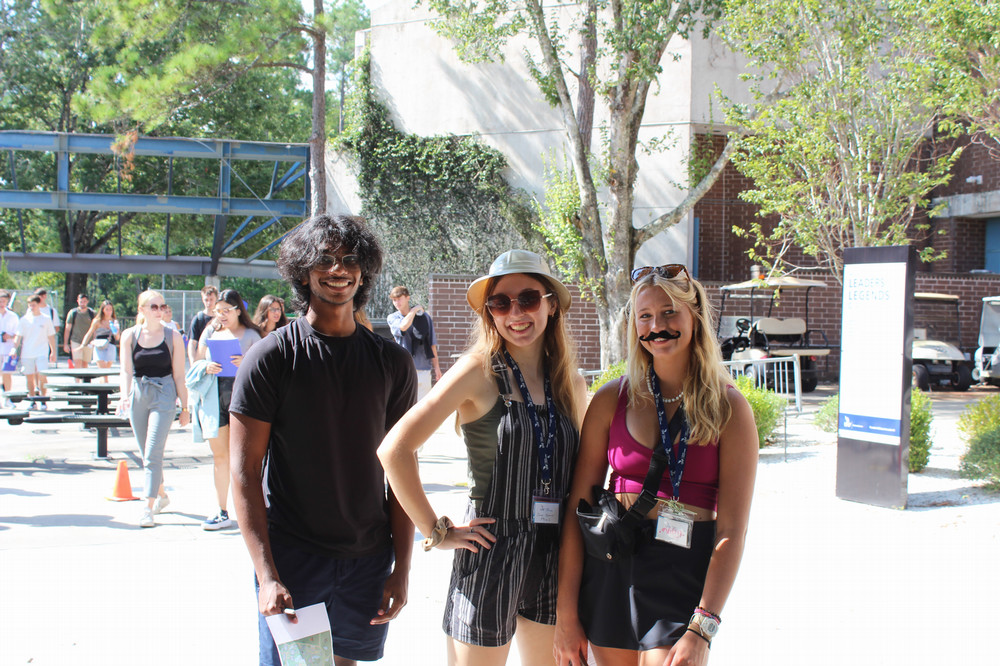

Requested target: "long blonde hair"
[
  {"left": 135, "top": 290, "right": 163, "bottom": 327},
  {"left": 625, "top": 273, "right": 732, "bottom": 445},
  {"left": 469, "top": 274, "right": 581, "bottom": 429}
]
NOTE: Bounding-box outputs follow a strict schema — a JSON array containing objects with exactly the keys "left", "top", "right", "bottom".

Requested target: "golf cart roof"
[
  {"left": 914, "top": 292, "right": 960, "bottom": 303},
  {"left": 983, "top": 296, "right": 1000, "bottom": 304},
  {"left": 721, "top": 276, "right": 828, "bottom": 291}
]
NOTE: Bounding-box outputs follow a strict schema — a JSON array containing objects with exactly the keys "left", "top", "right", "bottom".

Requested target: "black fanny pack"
[{"left": 575, "top": 406, "right": 684, "bottom": 561}]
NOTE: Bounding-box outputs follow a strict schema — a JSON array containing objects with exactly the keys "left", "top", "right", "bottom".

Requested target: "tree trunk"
[
  {"left": 310, "top": 0, "right": 328, "bottom": 216},
  {"left": 576, "top": 1, "right": 597, "bottom": 148}
]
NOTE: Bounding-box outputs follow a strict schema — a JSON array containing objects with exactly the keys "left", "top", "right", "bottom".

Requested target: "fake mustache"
[{"left": 639, "top": 329, "right": 681, "bottom": 342}]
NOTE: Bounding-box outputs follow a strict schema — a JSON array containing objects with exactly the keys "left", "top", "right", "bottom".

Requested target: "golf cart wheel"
[
  {"left": 912, "top": 364, "right": 931, "bottom": 391},
  {"left": 953, "top": 365, "right": 972, "bottom": 392},
  {"left": 801, "top": 372, "right": 818, "bottom": 393}
]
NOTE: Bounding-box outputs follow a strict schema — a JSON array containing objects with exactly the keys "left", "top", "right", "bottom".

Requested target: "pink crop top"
[{"left": 608, "top": 380, "right": 719, "bottom": 512}]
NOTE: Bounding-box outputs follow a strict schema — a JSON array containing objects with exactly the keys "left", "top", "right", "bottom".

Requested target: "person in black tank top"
[
  {"left": 379, "top": 250, "right": 589, "bottom": 664},
  {"left": 119, "top": 290, "right": 190, "bottom": 528}
]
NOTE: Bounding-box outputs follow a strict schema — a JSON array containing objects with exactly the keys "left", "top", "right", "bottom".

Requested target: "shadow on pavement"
[{"left": 0, "top": 513, "right": 134, "bottom": 530}]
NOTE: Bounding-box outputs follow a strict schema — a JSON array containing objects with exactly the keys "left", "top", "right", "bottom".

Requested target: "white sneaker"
[
  {"left": 139, "top": 509, "right": 155, "bottom": 528},
  {"left": 202, "top": 509, "right": 232, "bottom": 531},
  {"left": 38, "top": 402, "right": 48, "bottom": 412},
  {"left": 152, "top": 495, "right": 171, "bottom": 515},
  {"left": 2, "top": 399, "right": 13, "bottom": 409}
]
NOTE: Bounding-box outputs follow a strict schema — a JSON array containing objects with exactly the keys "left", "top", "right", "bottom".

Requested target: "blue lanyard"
[
  {"left": 503, "top": 350, "right": 557, "bottom": 494},
  {"left": 649, "top": 367, "right": 690, "bottom": 501}
]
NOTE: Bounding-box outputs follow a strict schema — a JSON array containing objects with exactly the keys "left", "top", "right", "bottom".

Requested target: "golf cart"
[
  {"left": 717, "top": 276, "right": 832, "bottom": 393},
  {"left": 973, "top": 296, "right": 1000, "bottom": 387},
  {"left": 911, "top": 292, "right": 972, "bottom": 391}
]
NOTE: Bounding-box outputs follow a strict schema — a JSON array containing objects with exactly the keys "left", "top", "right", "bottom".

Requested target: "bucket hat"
[{"left": 466, "top": 250, "right": 572, "bottom": 313}]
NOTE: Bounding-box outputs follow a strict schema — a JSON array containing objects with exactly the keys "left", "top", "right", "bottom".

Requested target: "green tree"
[
  {"left": 0, "top": 0, "right": 312, "bottom": 312},
  {"left": 424, "top": 0, "right": 733, "bottom": 365},
  {"left": 721, "top": 0, "right": 966, "bottom": 283},
  {"left": 87, "top": 0, "right": 369, "bottom": 215}
]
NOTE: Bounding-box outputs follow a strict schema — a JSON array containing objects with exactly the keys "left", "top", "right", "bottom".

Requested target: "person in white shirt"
[
  {"left": 9, "top": 295, "right": 58, "bottom": 410},
  {"left": 0, "top": 290, "right": 20, "bottom": 408}
]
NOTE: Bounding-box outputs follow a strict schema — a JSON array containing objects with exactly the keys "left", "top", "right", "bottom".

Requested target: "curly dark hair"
[{"left": 277, "top": 214, "right": 383, "bottom": 315}]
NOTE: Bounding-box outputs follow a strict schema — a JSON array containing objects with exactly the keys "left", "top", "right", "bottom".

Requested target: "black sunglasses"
[
  {"left": 314, "top": 254, "right": 360, "bottom": 271},
  {"left": 485, "top": 289, "right": 554, "bottom": 315},
  {"left": 630, "top": 264, "right": 690, "bottom": 283}
]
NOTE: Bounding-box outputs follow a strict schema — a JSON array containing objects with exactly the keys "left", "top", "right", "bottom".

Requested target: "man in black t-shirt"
[
  {"left": 186, "top": 285, "right": 219, "bottom": 364},
  {"left": 229, "top": 214, "right": 416, "bottom": 666}
]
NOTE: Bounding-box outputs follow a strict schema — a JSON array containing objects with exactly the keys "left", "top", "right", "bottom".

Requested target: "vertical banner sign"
[{"left": 836, "top": 246, "right": 916, "bottom": 509}]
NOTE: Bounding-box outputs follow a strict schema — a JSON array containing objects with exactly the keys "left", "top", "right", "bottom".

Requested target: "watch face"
[{"left": 702, "top": 617, "right": 720, "bottom": 636}]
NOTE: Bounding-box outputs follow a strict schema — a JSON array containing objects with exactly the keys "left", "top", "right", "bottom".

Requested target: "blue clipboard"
[
  {"left": 2, "top": 354, "right": 16, "bottom": 373},
  {"left": 206, "top": 337, "right": 243, "bottom": 378}
]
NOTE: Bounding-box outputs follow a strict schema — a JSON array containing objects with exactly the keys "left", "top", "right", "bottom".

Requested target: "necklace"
[{"left": 647, "top": 370, "right": 683, "bottom": 403}]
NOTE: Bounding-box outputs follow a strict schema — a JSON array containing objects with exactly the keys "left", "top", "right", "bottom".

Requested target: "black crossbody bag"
[{"left": 575, "top": 405, "right": 686, "bottom": 561}]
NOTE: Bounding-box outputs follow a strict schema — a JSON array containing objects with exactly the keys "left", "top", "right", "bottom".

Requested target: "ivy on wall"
[{"left": 340, "top": 50, "right": 539, "bottom": 309}]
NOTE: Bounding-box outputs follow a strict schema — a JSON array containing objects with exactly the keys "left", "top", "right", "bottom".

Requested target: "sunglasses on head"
[
  {"left": 485, "top": 289, "right": 553, "bottom": 315},
  {"left": 314, "top": 254, "right": 360, "bottom": 271},
  {"left": 630, "top": 264, "right": 690, "bottom": 284}
]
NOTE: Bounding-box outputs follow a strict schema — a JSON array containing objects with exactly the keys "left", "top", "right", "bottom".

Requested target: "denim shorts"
[{"left": 256, "top": 539, "right": 394, "bottom": 664}]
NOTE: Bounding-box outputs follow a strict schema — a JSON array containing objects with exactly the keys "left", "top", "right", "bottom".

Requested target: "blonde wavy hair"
[
  {"left": 469, "top": 274, "right": 581, "bottom": 430},
  {"left": 135, "top": 290, "right": 163, "bottom": 327},
  {"left": 625, "top": 273, "right": 732, "bottom": 445}
]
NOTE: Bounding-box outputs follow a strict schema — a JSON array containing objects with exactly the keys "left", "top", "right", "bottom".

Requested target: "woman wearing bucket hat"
[
  {"left": 379, "top": 249, "right": 588, "bottom": 665},
  {"left": 553, "top": 266, "right": 757, "bottom": 666}
]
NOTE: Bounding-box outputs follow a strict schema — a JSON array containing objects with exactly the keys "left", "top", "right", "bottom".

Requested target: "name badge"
[
  {"left": 531, "top": 494, "right": 561, "bottom": 524},
  {"left": 655, "top": 503, "right": 694, "bottom": 548}
]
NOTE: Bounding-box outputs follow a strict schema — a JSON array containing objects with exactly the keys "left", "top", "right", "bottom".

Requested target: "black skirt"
[{"left": 579, "top": 520, "right": 716, "bottom": 651}]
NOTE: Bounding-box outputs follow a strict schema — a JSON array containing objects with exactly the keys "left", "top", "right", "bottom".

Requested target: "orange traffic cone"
[{"left": 106, "top": 460, "right": 139, "bottom": 501}]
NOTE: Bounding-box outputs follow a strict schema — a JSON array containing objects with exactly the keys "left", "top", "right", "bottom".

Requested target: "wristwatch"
[{"left": 688, "top": 612, "right": 720, "bottom": 641}]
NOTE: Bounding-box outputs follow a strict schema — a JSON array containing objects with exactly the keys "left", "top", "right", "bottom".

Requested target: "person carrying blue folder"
[{"left": 195, "top": 288, "right": 261, "bottom": 530}]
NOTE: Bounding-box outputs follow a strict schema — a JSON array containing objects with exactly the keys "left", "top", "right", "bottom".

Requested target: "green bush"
[
  {"left": 958, "top": 395, "right": 1000, "bottom": 491},
  {"left": 590, "top": 361, "right": 626, "bottom": 392},
  {"left": 957, "top": 394, "right": 1000, "bottom": 442},
  {"left": 960, "top": 428, "right": 1000, "bottom": 491},
  {"left": 814, "top": 394, "right": 839, "bottom": 433},
  {"left": 733, "top": 375, "right": 787, "bottom": 447},
  {"left": 908, "top": 389, "right": 933, "bottom": 473},
  {"left": 814, "top": 391, "right": 933, "bottom": 472}
]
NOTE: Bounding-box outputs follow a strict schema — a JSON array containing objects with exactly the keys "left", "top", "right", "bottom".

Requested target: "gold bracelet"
[{"left": 422, "top": 516, "right": 454, "bottom": 551}]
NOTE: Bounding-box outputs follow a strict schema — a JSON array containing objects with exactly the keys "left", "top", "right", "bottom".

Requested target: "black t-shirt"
[
  {"left": 229, "top": 316, "right": 417, "bottom": 558},
  {"left": 189, "top": 311, "right": 213, "bottom": 348}
]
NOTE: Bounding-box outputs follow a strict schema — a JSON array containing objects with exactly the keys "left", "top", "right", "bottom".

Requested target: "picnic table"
[
  {"left": 0, "top": 409, "right": 30, "bottom": 425},
  {"left": 41, "top": 367, "right": 119, "bottom": 383}
]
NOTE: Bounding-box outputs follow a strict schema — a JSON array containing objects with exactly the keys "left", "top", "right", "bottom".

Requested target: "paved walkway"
[{"left": 0, "top": 382, "right": 997, "bottom": 665}]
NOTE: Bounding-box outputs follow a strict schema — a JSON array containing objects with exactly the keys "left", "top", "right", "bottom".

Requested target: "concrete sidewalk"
[{"left": 1, "top": 384, "right": 997, "bottom": 665}]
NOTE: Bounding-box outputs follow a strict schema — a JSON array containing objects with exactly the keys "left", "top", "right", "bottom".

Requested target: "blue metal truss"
[{"left": 0, "top": 130, "right": 311, "bottom": 279}]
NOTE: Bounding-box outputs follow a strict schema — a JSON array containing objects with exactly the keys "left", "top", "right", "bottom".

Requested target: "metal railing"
[{"left": 722, "top": 355, "right": 803, "bottom": 459}]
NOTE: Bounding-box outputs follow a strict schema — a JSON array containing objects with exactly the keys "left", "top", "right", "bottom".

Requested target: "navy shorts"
[{"left": 256, "top": 538, "right": 394, "bottom": 664}]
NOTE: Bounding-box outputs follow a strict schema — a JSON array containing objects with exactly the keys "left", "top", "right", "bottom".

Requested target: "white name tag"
[
  {"left": 655, "top": 509, "right": 693, "bottom": 548},
  {"left": 531, "top": 495, "right": 561, "bottom": 524}
]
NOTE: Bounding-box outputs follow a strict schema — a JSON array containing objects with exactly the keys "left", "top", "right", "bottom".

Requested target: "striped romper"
[{"left": 443, "top": 371, "right": 580, "bottom": 647}]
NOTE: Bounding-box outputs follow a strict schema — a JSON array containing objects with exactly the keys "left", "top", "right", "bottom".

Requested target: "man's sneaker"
[
  {"left": 28, "top": 401, "right": 37, "bottom": 411},
  {"left": 152, "top": 495, "right": 171, "bottom": 515},
  {"left": 202, "top": 509, "right": 232, "bottom": 531},
  {"left": 2, "top": 399, "right": 13, "bottom": 409},
  {"left": 139, "top": 509, "right": 155, "bottom": 528},
  {"left": 38, "top": 402, "right": 47, "bottom": 412}
]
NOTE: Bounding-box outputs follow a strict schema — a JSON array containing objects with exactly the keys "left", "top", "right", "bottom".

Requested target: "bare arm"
[
  {"left": 377, "top": 354, "right": 498, "bottom": 551},
  {"left": 170, "top": 330, "right": 190, "bottom": 426},
  {"left": 663, "top": 387, "right": 758, "bottom": 666},
  {"left": 554, "top": 381, "right": 615, "bottom": 666},
  {"left": 63, "top": 317, "right": 72, "bottom": 351},
  {"left": 230, "top": 413, "right": 295, "bottom": 617},
  {"left": 79, "top": 317, "right": 102, "bottom": 347},
  {"left": 119, "top": 328, "right": 134, "bottom": 408},
  {"left": 371, "top": 488, "right": 415, "bottom": 624}
]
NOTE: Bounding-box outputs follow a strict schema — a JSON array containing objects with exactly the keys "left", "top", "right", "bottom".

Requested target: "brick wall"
[{"left": 427, "top": 274, "right": 603, "bottom": 374}]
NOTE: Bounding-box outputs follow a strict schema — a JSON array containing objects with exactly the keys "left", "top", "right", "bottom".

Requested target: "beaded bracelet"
[{"left": 695, "top": 606, "right": 721, "bottom": 623}]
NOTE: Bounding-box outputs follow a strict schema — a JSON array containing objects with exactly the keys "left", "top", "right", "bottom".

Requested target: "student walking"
[
  {"left": 8, "top": 295, "right": 57, "bottom": 410},
  {"left": 80, "top": 300, "right": 121, "bottom": 382},
  {"left": 379, "top": 250, "right": 588, "bottom": 666},
  {"left": 195, "top": 288, "right": 261, "bottom": 530},
  {"left": 120, "top": 291, "right": 190, "bottom": 528}
]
